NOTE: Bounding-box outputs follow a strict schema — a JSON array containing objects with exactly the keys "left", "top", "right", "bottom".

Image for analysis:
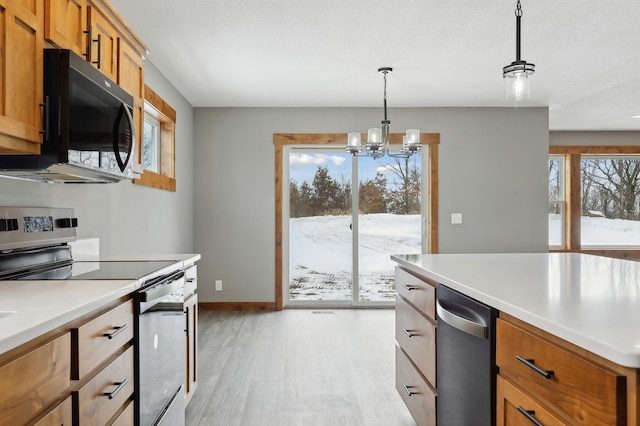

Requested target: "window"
[
  {"left": 549, "top": 146, "right": 640, "bottom": 257},
  {"left": 133, "top": 85, "right": 176, "bottom": 191},
  {"left": 143, "top": 113, "right": 160, "bottom": 173},
  {"left": 548, "top": 155, "right": 565, "bottom": 249}
]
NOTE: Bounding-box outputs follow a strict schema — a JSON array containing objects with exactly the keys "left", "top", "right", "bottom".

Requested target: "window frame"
[
  {"left": 549, "top": 146, "right": 640, "bottom": 258},
  {"left": 274, "top": 133, "right": 440, "bottom": 310},
  {"left": 133, "top": 85, "right": 176, "bottom": 191}
]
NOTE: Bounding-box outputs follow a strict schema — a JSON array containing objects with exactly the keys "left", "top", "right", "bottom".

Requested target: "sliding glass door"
[{"left": 284, "top": 147, "right": 424, "bottom": 307}]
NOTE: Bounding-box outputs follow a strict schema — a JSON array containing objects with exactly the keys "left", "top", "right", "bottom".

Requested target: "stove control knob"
[
  {"left": 0, "top": 219, "right": 19, "bottom": 232},
  {"left": 56, "top": 218, "right": 78, "bottom": 228}
]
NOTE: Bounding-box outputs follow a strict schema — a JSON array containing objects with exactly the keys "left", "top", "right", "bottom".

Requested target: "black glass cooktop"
[{"left": 17, "top": 260, "right": 177, "bottom": 281}]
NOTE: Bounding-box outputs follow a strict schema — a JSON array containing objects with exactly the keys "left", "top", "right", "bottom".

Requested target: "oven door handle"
[{"left": 139, "top": 271, "right": 185, "bottom": 303}]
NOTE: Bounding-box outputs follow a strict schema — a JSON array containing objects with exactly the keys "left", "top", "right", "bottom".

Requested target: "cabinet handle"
[
  {"left": 93, "top": 33, "right": 102, "bottom": 68},
  {"left": 103, "top": 324, "right": 128, "bottom": 340},
  {"left": 83, "top": 26, "right": 92, "bottom": 60},
  {"left": 516, "top": 356, "right": 554, "bottom": 379},
  {"left": 402, "top": 384, "right": 416, "bottom": 397},
  {"left": 516, "top": 406, "right": 544, "bottom": 426},
  {"left": 402, "top": 284, "right": 419, "bottom": 291},
  {"left": 39, "top": 96, "right": 49, "bottom": 141},
  {"left": 402, "top": 328, "right": 417, "bottom": 338},
  {"left": 103, "top": 379, "right": 128, "bottom": 400}
]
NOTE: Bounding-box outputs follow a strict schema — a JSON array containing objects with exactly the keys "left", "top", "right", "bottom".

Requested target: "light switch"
[{"left": 451, "top": 213, "right": 463, "bottom": 224}]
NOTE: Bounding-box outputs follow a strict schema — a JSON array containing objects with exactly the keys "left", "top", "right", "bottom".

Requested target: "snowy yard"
[{"left": 289, "top": 214, "right": 421, "bottom": 301}]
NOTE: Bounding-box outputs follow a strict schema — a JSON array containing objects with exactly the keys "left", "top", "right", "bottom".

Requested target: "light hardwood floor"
[{"left": 186, "top": 309, "right": 415, "bottom": 426}]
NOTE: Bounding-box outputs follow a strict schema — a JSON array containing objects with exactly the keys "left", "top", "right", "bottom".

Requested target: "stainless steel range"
[{"left": 0, "top": 206, "right": 186, "bottom": 426}]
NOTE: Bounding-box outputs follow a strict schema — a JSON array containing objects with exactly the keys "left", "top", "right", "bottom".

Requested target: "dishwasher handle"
[{"left": 436, "top": 299, "right": 488, "bottom": 339}]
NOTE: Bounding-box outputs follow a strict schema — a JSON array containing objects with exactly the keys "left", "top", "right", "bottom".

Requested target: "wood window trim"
[
  {"left": 273, "top": 133, "right": 440, "bottom": 310},
  {"left": 550, "top": 145, "right": 640, "bottom": 259},
  {"left": 133, "top": 85, "right": 176, "bottom": 191}
]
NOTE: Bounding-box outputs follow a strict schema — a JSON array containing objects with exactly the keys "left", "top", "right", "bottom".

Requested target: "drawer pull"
[
  {"left": 402, "top": 384, "right": 416, "bottom": 396},
  {"left": 104, "top": 379, "right": 128, "bottom": 400},
  {"left": 402, "top": 328, "right": 417, "bottom": 338},
  {"left": 402, "top": 284, "right": 420, "bottom": 291},
  {"left": 516, "top": 406, "right": 544, "bottom": 426},
  {"left": 516, "top": 356, "right": 555, "bottom": 379},
  {"left": 103, "top": 324, "right": 128, "bottom": 340}
]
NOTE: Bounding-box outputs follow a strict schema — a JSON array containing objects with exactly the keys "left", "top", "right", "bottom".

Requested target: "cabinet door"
[
  {"left": 497, "top": 375, "right": 568, "bottom": 426},
  {"left": 117, "top": 38, "right": 144, "bottom": 163},
  {"left": 86, "top": 5, "right": 117, "bottom": 81},
  {"left": 184, "top": 293, "right": 198, "bottom": 404},
  {"left": 0, "top": 0, "right": 44, "bottom": 154},
  {"left": 44, "top": 0, "right": 87, "bottom": 55}
]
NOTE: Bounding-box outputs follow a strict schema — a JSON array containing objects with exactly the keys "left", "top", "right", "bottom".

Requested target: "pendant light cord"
[{"left": 383, "top": 70, "right": 388, "bottom": 122}]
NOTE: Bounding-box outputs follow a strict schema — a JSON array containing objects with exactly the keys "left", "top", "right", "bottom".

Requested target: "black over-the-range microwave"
[{"left": 0, "top": 49, "right": 135, "bottom": 183}]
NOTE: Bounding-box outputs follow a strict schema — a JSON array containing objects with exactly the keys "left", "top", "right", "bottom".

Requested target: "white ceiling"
[{"left": 109, "top": 0, "right": 640, "bottom": 131}]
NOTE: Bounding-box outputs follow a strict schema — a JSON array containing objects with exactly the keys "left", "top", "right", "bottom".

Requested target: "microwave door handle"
[{"left": 113, "top": 103, "right": 135, "bottom": 172}]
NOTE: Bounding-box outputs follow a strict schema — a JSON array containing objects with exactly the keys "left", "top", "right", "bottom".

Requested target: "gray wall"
[
  {"left": 0, "top": 61, "right": 195, "bottom": 257},
  {"left": 194, "top": 107, "right": 550, "bottom": 303}
]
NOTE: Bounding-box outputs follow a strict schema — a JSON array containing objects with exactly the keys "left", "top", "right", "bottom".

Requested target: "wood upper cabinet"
[
  {"left": 86, "top": 4, "right": 118, "bottom": 81},
  {"left": 44, "top": 0, "right": 87, "bottom": 55},
  {"left": 118, "top": 37, "right": 144, "bottom": 161},
  {"left": 0, "top": 0, "right": 45, "bottom": 154}
]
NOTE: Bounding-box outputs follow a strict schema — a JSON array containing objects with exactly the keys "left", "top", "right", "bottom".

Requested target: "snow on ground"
[
  {"left": 549, "top": 214, "right": 640, "bottom": 246},
  {"left": 289, "top": 214, "right": 421, "bottom": 301},
  {"left": 292, "top": 214, "right": 640, "bottom": 302}
]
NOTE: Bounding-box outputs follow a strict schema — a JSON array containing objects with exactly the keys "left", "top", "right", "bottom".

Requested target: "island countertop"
[{"left": 392, "top": 252, "right": 640, "bottom": 368}]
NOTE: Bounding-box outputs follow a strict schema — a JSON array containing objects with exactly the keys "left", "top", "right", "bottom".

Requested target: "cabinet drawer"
[
  {"left": 73, "top": 300, "right": 134, "bottom": 378},
  {"left": 396, "top": 345, "right": 436, "bottom": 426},
  {"left": 396, "top": 296, "right": 436, "bottom": 386},
  {"left": 496, "top": 319, "right": 625, "bottom": 425},
  {"left": 77, "top": 346, "right": 134, "bottom": 426},
  {"left": 395, "top": 267, "right": 435, "bottom": 320},
  {"left": 0, "top": 333, "right": 71, "bottom": 426},
  {"left": 32, "top": 396, "right": 73, "bottom": 426},
  {"left": 110, "top": 399, "right": 134, "bottom": 426},
  {"left": 497, "top": 375, "right": 568, "bottom": 426}
]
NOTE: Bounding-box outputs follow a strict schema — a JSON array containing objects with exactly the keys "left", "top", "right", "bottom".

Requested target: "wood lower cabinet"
[
  {"left": 497, "top": 375, "right": 568, "bottom": 426},
  {"left": 32, "top": 396, "right": 73, "bottom": 426},
  {"left": 76, "top": 346, "right": 134, "bottom": 425},
  {"left": 497, "top": 315, "right": 628, "bottom": 426},
  {"left": 0, "top": 0, "right": 45, "bottom": 155},
  {"left": 0, "top": 333, "right": 71, "bottom": 425},
  {"left": 0, "top": 298, "right": 134, "bottom": 426},
  {"left": 394, "top": 266, "right": 437, "bottom": 426}
]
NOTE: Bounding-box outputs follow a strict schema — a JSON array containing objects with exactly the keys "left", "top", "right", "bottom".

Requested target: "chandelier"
[
  {"left": 502, "top": 0, "right": 535, "bottom": 101},
  {"left": 346, "top": 67, "right": 421, "bottom": 159}
]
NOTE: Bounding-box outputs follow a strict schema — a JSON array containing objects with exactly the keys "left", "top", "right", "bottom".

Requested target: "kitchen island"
[{"left": 393, "top": 253, "right": 640, "bottom": 426}]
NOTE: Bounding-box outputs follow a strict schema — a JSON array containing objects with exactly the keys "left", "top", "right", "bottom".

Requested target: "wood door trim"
[{"left": 274, "top": 133, "right": 440, "bottom": 310}]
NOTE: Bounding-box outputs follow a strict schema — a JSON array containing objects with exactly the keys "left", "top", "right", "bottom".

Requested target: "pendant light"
[
  {"left": 502, "top": 0, "right": 535, "bottom": 101},
  {"left": 347, "top": 67, "right": 421, "bottom": 159}
]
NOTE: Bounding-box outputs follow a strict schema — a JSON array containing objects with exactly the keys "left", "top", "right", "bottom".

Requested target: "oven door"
[{"left": 136, "top": 273, "right": 186, "bottom": 426}]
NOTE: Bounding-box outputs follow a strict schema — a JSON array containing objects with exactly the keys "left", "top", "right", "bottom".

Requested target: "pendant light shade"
[{"left": 503, "top": 0, "right": 535, "bottom": 101}]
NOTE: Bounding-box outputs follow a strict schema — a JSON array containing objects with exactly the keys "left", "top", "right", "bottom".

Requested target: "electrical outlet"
[
  {"left": 215, "top": 280, "right": 222, "bottom": 291},
  {"left": 451, "top": 213, "right": 463, "bottom": 225}
]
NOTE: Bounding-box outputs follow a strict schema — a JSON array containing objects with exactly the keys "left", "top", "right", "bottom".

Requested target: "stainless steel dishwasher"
[{"left": 436, "top": 284, "right": 497, "bottom": 426}]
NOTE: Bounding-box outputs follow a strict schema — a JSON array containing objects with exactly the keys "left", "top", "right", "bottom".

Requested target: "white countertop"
[
  {"left": 392, "top": 253, "right": 640, "bottom": 368},
  {"left": 0, "top": 253, "right": 201, "bottom": 356},
  {"left": 0, "top": 279, "right": 138, "bottom": 355},
  {"left": 101, "top": 253, "right": 201, "bottom": 267}
]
